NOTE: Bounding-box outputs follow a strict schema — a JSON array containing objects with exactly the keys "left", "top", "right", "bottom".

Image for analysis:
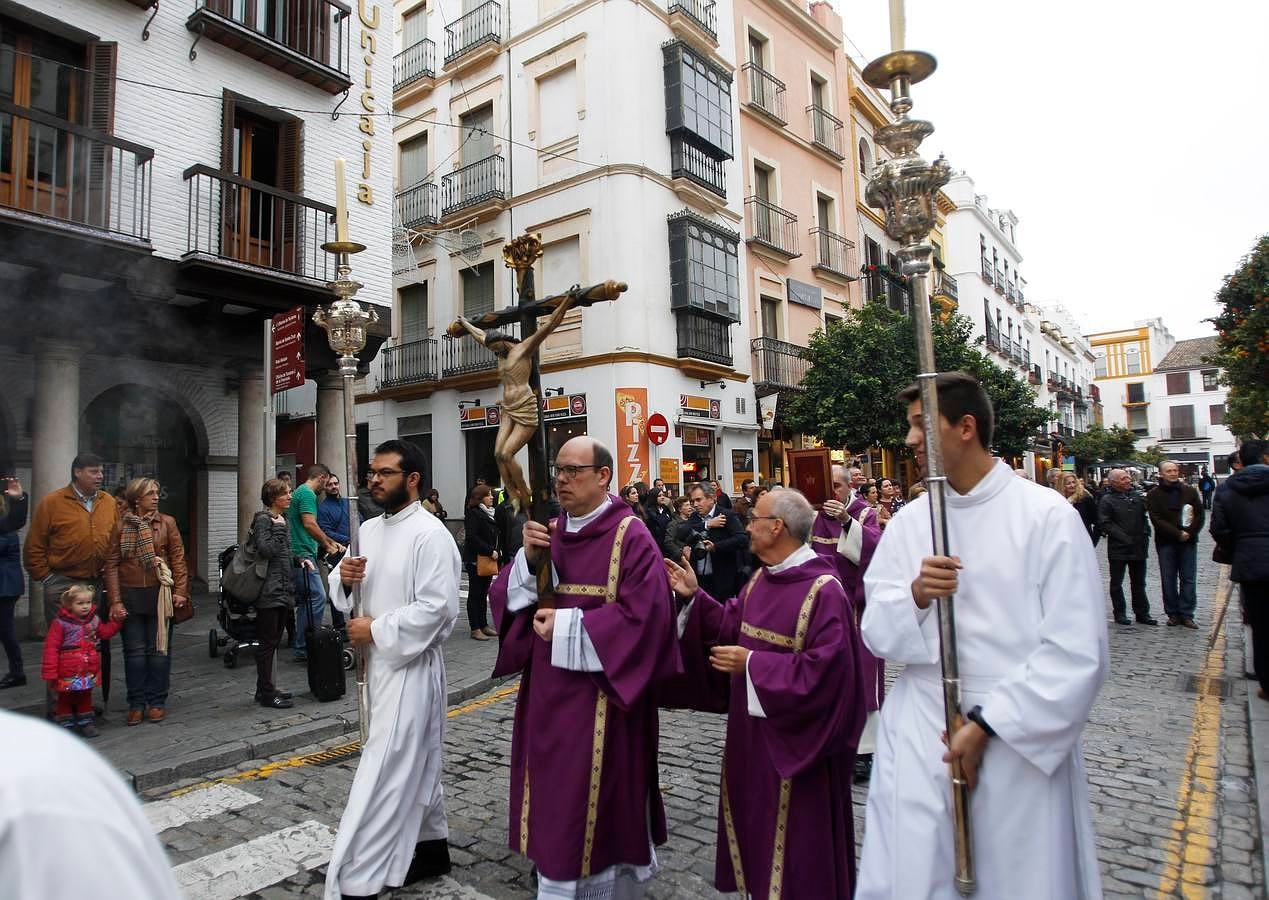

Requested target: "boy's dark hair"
[
  {"left": 71, "top": 453, "right": 103, "bottom": 480},
  {"left": 374, "top": 439, "right": 428, "bottom": 481},
  {"left": 305, "top": 463, "right": 331, "bottom": 480},
  {"left": 1239, "top": 440, "right": 1268, "bottom": 468},
  {"left": 897, "top": 371, "right": 994, "bottom": 451}
]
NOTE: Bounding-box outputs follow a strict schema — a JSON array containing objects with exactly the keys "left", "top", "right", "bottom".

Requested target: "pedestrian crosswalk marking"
[
  {"left": 172, "top": 820, "right": 335, "bottom": 900},
  {"left": 144, "top": 783, "right": 261, "bottom": 833}
]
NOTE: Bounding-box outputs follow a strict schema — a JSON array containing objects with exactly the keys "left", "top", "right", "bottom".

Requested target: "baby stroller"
[{"left": 207, "top": 544, "right": 294, "bottom": 668}]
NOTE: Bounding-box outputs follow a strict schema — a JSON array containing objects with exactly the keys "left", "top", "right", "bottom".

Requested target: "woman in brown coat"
[{"left": 104, "top": 478, "right": 189, "bottom": 725}]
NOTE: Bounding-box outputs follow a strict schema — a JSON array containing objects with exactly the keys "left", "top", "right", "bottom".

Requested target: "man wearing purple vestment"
[
  {"left": 812, "top": 464, "right": 885, "bottom": 783},
  {"left": 488, "top": 437, "right": 681, "bottom": 899},
  {"left": 664, "top": 488, "right": 867, "bottom": 899}
]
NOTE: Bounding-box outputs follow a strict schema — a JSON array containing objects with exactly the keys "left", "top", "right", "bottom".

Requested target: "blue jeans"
[
  {"left": 292, "top": 562, "right": 326, "bottom": 658},
  {"left": 1157, "top": 541, "right": 1198, "bottom": 620},
  {"left": 121, "top": 613, "right": 172, "bottom": 709}
]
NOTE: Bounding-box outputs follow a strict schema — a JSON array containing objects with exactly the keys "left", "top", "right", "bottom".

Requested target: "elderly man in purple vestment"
[
  {"left": 488, "top": 436, "right": 681, "bottom": 899},
  {"left": 663, "top": 488, "right": 868, "bottom": 899},
  {"left": 812, "top": 464, "right": 884, "bottom": 783}
]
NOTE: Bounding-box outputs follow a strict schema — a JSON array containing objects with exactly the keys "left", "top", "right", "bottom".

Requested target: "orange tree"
[{"left": 1208, "top": 235, "right": 1269, "bottom": 437}]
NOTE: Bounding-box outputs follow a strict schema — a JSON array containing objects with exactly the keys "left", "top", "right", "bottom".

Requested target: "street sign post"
[{"left": 271, "top": 306, "right": 306, "bottom": 395}]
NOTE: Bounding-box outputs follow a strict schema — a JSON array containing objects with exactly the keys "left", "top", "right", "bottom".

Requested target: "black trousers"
[
  {"left": 466, "top": 568, "right": 492, "bottom": 631},
  {"left": 1243, "top": 582, "right": 1269, "bottom": 694},
  {"left": 1108, "top": 558, "right": 1150, "bottom": 620},
  {"left": 255, "top": 607, "right": 286, "bottom": 701}
]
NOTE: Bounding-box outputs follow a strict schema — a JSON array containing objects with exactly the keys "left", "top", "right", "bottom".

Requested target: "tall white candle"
[
  {"left": 889, "top": 0, "right": 905, "bottom": 52},
  {"left": 334, "top": 157, "right": 350, "bottom": 243}
]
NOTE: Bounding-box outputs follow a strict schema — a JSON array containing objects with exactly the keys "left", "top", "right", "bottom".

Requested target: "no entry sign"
[{"left": 646, "top": 412, "right": 670, "bottom": 446}]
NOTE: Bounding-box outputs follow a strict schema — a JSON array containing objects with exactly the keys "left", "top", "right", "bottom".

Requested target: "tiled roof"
[{"left": 1155, "top": 336, "right": 1220, "bottom": 372}]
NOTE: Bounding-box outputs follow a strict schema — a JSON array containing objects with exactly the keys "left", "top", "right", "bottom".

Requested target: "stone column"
[
  {"left": 237, "top": 370, "right": 265, "bottom": 543},
  {"left": 316, "top": 371, "right": 350, "bottom": 487},
  {"left": 28, "top": 340, "right": 81, "bottom": 635}
]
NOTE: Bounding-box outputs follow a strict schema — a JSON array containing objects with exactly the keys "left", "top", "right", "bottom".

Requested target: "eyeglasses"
[
  {"left": 751, "top": 515, "right": 783, "bottom": 523},
  {"left": 366, "top": 468, "right": 404, "bottom": 481},
  {"left": 550, "top": 464, "right": 597, "bottom": 481}
]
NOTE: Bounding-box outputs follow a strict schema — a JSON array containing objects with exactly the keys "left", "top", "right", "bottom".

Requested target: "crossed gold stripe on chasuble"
[{"left": 809, "top": 535, "right": 837, "bottom": 544}]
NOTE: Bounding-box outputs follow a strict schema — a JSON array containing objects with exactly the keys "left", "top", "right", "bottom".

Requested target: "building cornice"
[{"left": 754, "top": 0, "right": 841, "bottom": 52}]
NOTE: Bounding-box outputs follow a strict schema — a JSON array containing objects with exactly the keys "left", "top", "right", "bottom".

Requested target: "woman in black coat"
[
  {"left": 463, "top": 485, "right": 500, "bottom": 641},
  {"left": 0, "top": 477, "right": 30, "bottom": 688},
  {"left": 251, "top": 478, "right": 297, "bottom": 709},
  {"left": 1062, "top": 473, "right": 1100, "bottom": 544}
]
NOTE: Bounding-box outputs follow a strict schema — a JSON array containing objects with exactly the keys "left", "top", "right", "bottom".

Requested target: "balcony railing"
[
  {"left": 394, "top": 38, "right": 435, "bottom": 90},
  {"left": 742, "top": 63, "right": 787, "bottom": 124},
  {"left": 441, "top": 323, "right": 519, "bottom": 377},
  {"left": 745, "top": 196, "right": 799, "bottom": 257},
  {"left": 1028, "top": 364, "right": 1042, "bottom": 385},
  {"left": 812, "top": 228, "right": 855, "bottom": 277},
  {"left": 667, "top": 0, "right": 717, "bottom": 40},
  {"left": 379, "top": 338, "right": 439, "bottom": 390},
  {"left": 807, "top": 105, "right": 844, "bottom": 158},
  {"left": 1000, "top": 335, "right": 1014, "bottom": 359},
  {"left": 751, "top": 337, "right": 808, "bottom": 391},
  {"left": 981, "top": 257, "right": 993, "bottom": 285},
  {"left": 993, "top": 267, "right": 1005, "bottom": 294},
  {"left": 397, "top": 181, "right": 438, "bottom": 229},
  {"left": 676, "top": 309, "right": 732, "bottom": 366},
  {"left": 1090, "top": 384, "right": 1101, "bottom": 403},
  {"left": 1017, "top": 287, "right": 1025, "bottom": 306},
  {"left": 933, "top": 271, "right": 958, "bottom": 302},
  {"left": 1005, "top": 282, "right": 1016, "bottom": 303},
  {"left": 444, "top": 0, "right": 500, "bottom": 66},
  {"left": 0, "top": 100, "right": 153, "bottom": 243},
  {"left": 189, "top": 0, "right": 352, "bottom": 94},
  {"left": 1022, "top": 349, "right": 1031, "bottom": 370},
  {"left": 670, "top": 137, "right": 726, "bottom": 197},
  {"left": 985, "top": 321, "right": 1000, "bottom": 351},
  {"left": 1010, "top": 343, "right": 1024, "bottom": 366},
  {"left": 864, "top": 267, "right": 910, "bottom": 315},
  {"left": 183, "top": 164, "right": 336, "bottom": 280},
  {"left": 1158, "top": 426, "right": 1208, "bottom": 441},
  {"left": 440, "top": 155, "right": 505, "bottom": 217}
]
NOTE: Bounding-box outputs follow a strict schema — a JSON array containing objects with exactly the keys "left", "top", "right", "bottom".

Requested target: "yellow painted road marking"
[
  {"left": 1155, "top": 567, "right": 1232, "bottom": 897},
  {"left": 166, "top": 682, "right": 519, "bottom": 798}
]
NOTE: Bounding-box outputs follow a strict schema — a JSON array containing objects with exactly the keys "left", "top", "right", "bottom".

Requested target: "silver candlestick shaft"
[
  {"left": 314, "top": 238, "right": 377, "bottom": 748},
  {"left": 862, "top": 50, "right": 974, "bottom": 896}
]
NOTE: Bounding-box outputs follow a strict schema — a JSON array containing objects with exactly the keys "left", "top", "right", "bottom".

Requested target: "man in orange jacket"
[{"left": 24, "top": 453, "right": 119, "bottom": 716}]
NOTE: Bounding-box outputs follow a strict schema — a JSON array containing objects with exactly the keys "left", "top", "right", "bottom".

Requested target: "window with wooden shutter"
[
  {"left": 83, "top": 41, "right": 117, "bottom": 229},
  {"left": 400, "top": 283, "right": 429, "bottom": 342},
  {"left": 462, "top": 261, "right": 494, "bottom": 316},
  {"left": 278, "top": 116, "right": 303, "bottom": 273}
]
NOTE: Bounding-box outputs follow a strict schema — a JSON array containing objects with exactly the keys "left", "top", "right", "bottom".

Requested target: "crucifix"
[{"left": 446, "top": 233, "right": 627, "bottom": 606}]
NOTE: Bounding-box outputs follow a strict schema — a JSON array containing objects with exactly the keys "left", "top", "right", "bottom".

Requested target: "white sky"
[{"left": 833, "top": 0, "right": 1269, "bottom": 340}]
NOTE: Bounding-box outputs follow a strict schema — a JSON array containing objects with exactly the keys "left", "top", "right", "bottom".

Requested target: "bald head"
[
  {"left": 1108, "top": 468, "right": 1130, "bottom": 492},
  {"left": 831, "top": 465, "right": 849, "bottom": 502},
  {"left": 554, "top": 436, "right": 614, "bottom": 515}
]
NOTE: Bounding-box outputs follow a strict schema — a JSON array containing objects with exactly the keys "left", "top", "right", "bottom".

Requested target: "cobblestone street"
[{"left": 139, "top": 532, "right": 1262, "bottom": 898}]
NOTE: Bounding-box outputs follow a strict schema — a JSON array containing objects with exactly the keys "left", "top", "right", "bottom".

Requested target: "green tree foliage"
[
  {"left": 1208, "top": 235, "right": 1269, "bottom": 437},
  {"left": 786, "top": 302, "right": 1049, "bottom": 459},
  {"left": 1066, "top": 424, "right": 1139, "bottom": 470},
  {"left": 1131, "top": 445, "right": 1167, "bottom": 468}
]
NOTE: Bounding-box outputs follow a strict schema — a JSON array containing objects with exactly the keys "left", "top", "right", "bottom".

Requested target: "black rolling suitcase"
[{"left": 307, "top": 624, "right": 346, "bottom": 701}]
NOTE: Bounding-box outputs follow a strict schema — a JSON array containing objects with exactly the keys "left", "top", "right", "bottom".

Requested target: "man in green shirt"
[{"left": 288, "top": 464, "right": 342, "bottom": 662}]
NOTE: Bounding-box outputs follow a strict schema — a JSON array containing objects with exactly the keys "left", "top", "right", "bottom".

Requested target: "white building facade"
[
  {"left": 0, "top": 0, "right": 395, "bottom": 620},
  {"left": 366, "top": 0, "right": 759, "bottom": 516}
]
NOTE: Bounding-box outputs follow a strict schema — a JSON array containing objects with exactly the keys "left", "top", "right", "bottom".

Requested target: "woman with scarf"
[
  {"left": 463, "top": 484, "right": 500, "bottom": 641},
  {"left": 104, "top": 478, "right": 189, "bottom": 725}
]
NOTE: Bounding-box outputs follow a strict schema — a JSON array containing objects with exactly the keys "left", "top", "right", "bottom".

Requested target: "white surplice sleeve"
[
  {"left": 506, "top": 550, "right": 603, "bottom": 672},
  {"left": 860, "top": 516, "right": 940, "bottom": 664},
  {"left": 982, "top": 505, "right": 1109, "bottom": 776},
  {"left": 744, "top": 652, "right": 767, "bottom": 718},
  {"left": 369, "top": 529, "right": 461, "bottom": 669},
  {"left": 328, "top": 563, "right": 354, "bottom": 614}
]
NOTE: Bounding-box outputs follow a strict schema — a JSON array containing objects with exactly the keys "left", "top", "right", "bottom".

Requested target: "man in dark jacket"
[
  {"left": 676, "top": 481, "right": 748, "bottom": 598},
  {"left": 1211, "top": 440, "right": 1269, "bottom": 697},
  {"left": 1098, "top": 468, "right": 1156, "bottom": 626},
  {"left": 1147, "top": 461, "right": 1206, "bottom": 629}
]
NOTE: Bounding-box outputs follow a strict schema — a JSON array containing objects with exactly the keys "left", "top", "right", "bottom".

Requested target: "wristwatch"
[{"left": 966, "top": 705, "right": 996, "bottom": 738}]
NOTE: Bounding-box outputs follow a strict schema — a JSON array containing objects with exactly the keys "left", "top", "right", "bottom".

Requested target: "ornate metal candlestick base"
[
  {"left": 314, "top": 238, "right": 377, "bottom": 748},
  {"left": 863, "top": 51, "right": 975, "bottom": 897}
]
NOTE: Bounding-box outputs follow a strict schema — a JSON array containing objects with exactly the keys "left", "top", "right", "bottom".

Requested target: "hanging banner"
[
  {"left": 615, "top": 387, "right": 649, "bottom": 488},
  {"left": 270, "top": 306, "right": 306, "bottom": 395}
]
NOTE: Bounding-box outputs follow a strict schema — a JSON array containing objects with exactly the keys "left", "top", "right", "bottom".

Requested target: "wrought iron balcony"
[
  {"left": 676, "top": 309, "right": 732, "bottom": 366},
  {"left": 1089, "top": 384, "right": 1101, "bottom": 403},
  {"left": 397, "top": 181, "right": 438, "bottom": 229},
  {"left": 441, "top": 323, "right": 519, "bottom": 377},
  {"left": 183, "top": 164, "right": 336, "bottom": 280},
  {"left": 1017, "top": 287, "right": 1025, "bottom": 306},
  {"left": 1022, "top": 349, "right": 1031, "bottom": 370},
  {"left": 188, "top": 0, "right": 352, "bottom": 94},
  {"left": 440, "top": 155, "right": 505, "bottom": 218},
  {"left": 394, "top": 38, "right": 435, "bottom": 91},
  {"left": 379, "top": 338, "right": 439, "bottom": 390},
  {"left": 667, "top": 0, "right": 717, "bottom": 40},
  {"left": 1158, "top": 426, "right": 1207, "bottom": 441},
  {"left": 811, "top": 227, "right": 855, "bottom": 278},
  {"left": 1000, "top": 335, "right": 1013, "bottom": 359},
  {"left": 444, "top": 0, "right": 500, "bottom": 67},
  {"left": 932, "top": 271, "right": 958, "bottom": 302},
  {"left": 742, "top": 63, "right": 786, "bottom": 124},
  {"left": 1056, "top": 423, "right": 1074, "bottom": 438},
  {"left": 985, "top": 321, "right": 1000, "bottom": 351},
  {"left": 670, "top": 137, "right": 726, "bottom": 197},
  {"left": 1005, "top": 282, "right": 1016, "bottom": 303},
  {"left": 1028, "top": 364, "right": 1042, "bottom": 385},
  {"left": 993, "top": 267, "right": 1005, "bottom": 294},
  {"left": 0, "top": 100, "right": 153, "bottom": 244},
  {"left": 864, "top": 266, "right": 911, "bottom": 315},
  {"left": 807, "top": 105, "right": 844, "bottom": 158},
  {"left": 751, "top": 337, "right": 808, "bottom": 391},
  {"left": 981, "top": 256, "right": 993, "bottom": 285},
  {"left": 745, "top": 196, "right": 799, "bottom": 257}
]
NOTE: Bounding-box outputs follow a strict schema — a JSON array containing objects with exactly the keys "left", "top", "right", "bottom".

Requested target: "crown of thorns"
[{"left": 485, "top": 331, "right": 521, "bottom": 346}]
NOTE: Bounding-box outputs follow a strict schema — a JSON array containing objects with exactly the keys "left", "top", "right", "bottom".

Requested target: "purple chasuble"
[
  {"left": 677, "top": 554, "right": 868, "bottom": 899},
  {"left": 488, "top": 498, "right": 681, "bottom": 882},
  {"left": 812, "top": 504, "right": 886, "bottom": 712}
]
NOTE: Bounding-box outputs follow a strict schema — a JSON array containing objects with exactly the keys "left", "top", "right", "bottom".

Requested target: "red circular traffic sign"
[{"left": 646, "top": 412, "right": 670, "bottom": 446}]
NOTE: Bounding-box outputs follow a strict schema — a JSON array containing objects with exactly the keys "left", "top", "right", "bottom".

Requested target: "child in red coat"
[{"left": 41, "top": 584, "right": 120, "bottom": 737}]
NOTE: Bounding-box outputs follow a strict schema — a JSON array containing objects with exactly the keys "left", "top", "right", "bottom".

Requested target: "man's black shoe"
[
  {"left": 258, "top": 695, "right": 293, "bottom": 709},
  {"left": 341, "top": 894, "right": 378, "bottom": 899},
  {"left": 1113, "top": 616, "right": 1133, "bottom": 626},
  {"left": 403, "top": 838, "right": 451, "bottom": 884},
  {"left": 853, "top": 753, "right": 873, "bottom": 785},
  {"left": 1136, "top": 617, "right": 1159, "bottom": 626},
  {"left": 0, "top": 673, "right": 26, "bottom": 689},
  {"left": 253, "top": 690, "right": 293, "bottom": 703}
]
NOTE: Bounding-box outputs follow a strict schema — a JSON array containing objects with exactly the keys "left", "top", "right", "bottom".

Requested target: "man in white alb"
[
  {"left": 857, "top": 372, "right": 1108, "bottom": 900},
  {"left": 326, "top": 439, "right": 461, "bottom": 900}
]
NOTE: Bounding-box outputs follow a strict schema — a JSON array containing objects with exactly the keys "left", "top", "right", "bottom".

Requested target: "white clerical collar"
[
  {"left": 383, "top": 501, "right": 421, "bottom": 525},
  {"left": 565, "top": 496, "right": 612, "bottom": 533},
  {"left": 946, "top": 459, "right": 1012, "bottom": 507},
  {"left": 766, "top": 543, "right": 817, "bottom": 574}
]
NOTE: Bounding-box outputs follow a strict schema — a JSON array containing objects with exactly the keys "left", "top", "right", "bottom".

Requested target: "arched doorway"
[{"left": 80, "top": 385, "right": 203, "bottom": 578}]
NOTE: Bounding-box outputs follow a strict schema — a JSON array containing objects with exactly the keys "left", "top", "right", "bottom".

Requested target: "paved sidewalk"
[
  {"left": 0, "top": 579, "right": 503, "bottom": 791},
  {"left": 1242, "top": 585, "right": 1269, "bottom": 886}
]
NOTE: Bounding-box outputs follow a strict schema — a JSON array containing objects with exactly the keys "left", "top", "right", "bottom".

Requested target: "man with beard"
[
  {"left": 857, "top": 372, "right": 1107, "bottom": 899},
  {"left": 325, "top": 440, "right": 461, "bottom": 900}
]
